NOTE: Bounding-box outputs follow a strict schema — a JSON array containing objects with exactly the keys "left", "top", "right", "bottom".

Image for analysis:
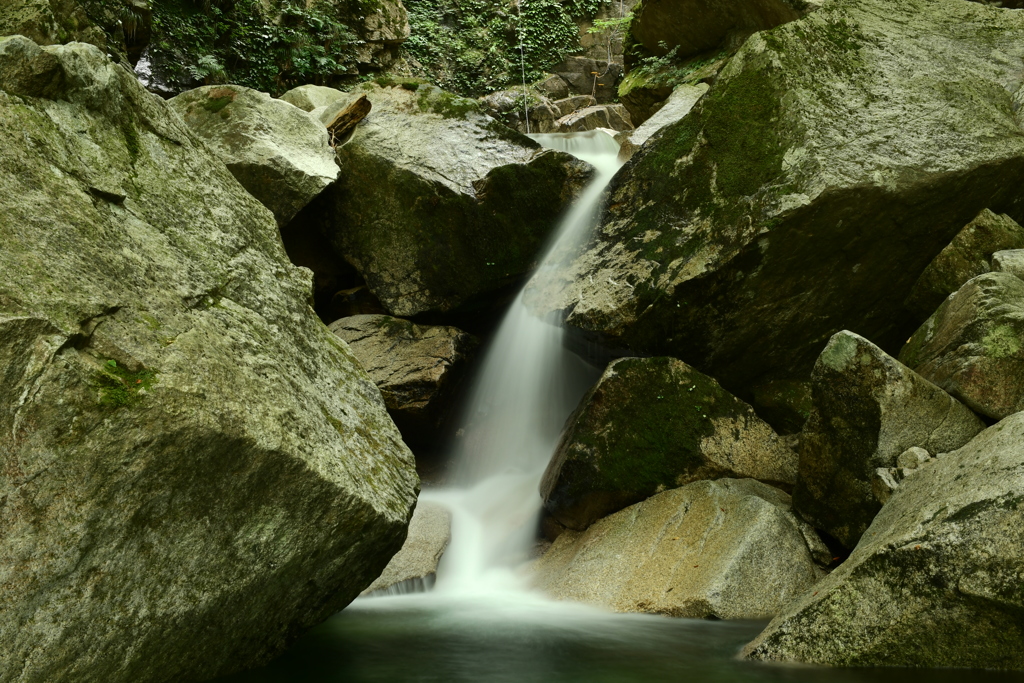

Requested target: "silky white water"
[{"left": 370, "top": 129, "right": 622, "bottom": 599}]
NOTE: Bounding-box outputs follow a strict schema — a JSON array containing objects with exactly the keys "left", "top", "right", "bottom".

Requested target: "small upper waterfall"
[{"left": 421, "top": 129, "right": 623, "bottom": 595}]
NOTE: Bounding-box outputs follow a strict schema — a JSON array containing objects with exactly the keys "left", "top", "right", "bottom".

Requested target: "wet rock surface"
[
  {"left": 534, "top": 478, "right": 828, "bottom": 619},
  {"left": 900, "top": 272, "right": 1024, "bottom": 420},
  {"left": 0, "top": 37, "right": 418, "bottom": 683},
  {"left": 362, "top": 501, "right": 451, "bottom": 596},
  {"left": 794, "top": 331, "right": 985, "bottom": 549},
  {"left": 541, "top": 357, "right": 798, "bottom": 532},
  {"left": 745, "top": 412, "right": 1024, "bottom": 669},
  {"left": 169, "top": 85, "right": 339, "bottom": 226}
]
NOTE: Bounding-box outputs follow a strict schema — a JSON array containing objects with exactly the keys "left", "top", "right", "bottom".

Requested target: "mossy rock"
[
  {"left": 528, "top": 0, "right": 1024, "bottom": 394},
  {"left": 540, "top": 356, "right": 797, "bottom": 531},
  {"left": 0, "top": 37, "right": 417, "bottom": 682},
  {"left": 900, "top": 272, "right": 1024, "bottom": 420}
]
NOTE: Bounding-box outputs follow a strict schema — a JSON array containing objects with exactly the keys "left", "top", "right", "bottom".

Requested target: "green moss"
[
  {"left": 94, "top": 359, "right": 158, "bottom": 408},
  {"left": 417, "top": 88, "right": 480, "bottom": 119},
  {"left": 203, "top": 96, "right": 234, "bottom": 113},
  {"left": 374, "top": 316, "right": 415, "bottom": 336},
  {"left": 982, "top": 324, "right": 1022, "bottom": 358}
]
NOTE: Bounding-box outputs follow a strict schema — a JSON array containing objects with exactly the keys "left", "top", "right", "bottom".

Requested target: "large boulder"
[
  {"left": 904, "top": 209, "right": 1024, "bottom": 318},
  {"left": 312, "top": 84, "right": 593, "bottom": 317},
  {"left": 794, "top": 331, "right": 985, "bottom": 549},
  {"left": 168, "top": 85, "right": 339, "bottom": 226},
  {"left": 328, "top": 314, "right": 477, "bottom": 448},
  {"left": 900, "top": 272, "right": 1024, "bottom": 420},
  {"left": 994, "top": 249, "right": 1024, "bottom": 278},
  {"left": 0, "top": 36, "right": 418, "bottom": 682},
  {"left": 556, "top": 103, "right": 633, "bottom": 133},
  {"left": 527, "top": 0, "right": 1024, "bottom": 393},
  {"left": 744, "top": 412, "right": 1024, "bottom": 669},
  {"left": 533, "top": 478, "right": 829, "bottom": 619},
  {"left": 362, "top": 501, "right": 451, "bottom": 596},
  {"left": 541, "top": 357, "right": 798, "bottom": 532},
  {"left": 628, "top": 0, "right": 817, "bottom": 61},
  {"left": 279, "top": 84, "right": 349, "bottom": 112}
]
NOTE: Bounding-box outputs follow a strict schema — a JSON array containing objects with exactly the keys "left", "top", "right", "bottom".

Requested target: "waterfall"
[{"left": 421, "top": 129, "right": 623, "bottom": 595}]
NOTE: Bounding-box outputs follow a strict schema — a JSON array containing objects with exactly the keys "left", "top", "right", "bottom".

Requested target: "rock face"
[
  {"left": 322, "top": 84, "right": 593, "bottom": 317},
  {"left": 529, "top": 0, "right": 1024, "bottom": 393},
  {"left": 629, "top": 0, "right": 816, "bottom": 61},
  {"left": 533, "top": 478, "right": 828, "bottom": 619},
  {"left": 0, "top": 36, "right": 418, "bottom": 682},
  {"left": 353, "top": 0, "right": 410, "bottom": 70},
  {"left": 994, "top": 249, "right": 1024, "bottom": 278},
  {"left": 745, "top": 412, "right": 1024, "bottom": 669},
  {"left": 362, "top": 501, "right": 451, "bottom": 596},
  {"left": 794, "top": 331, "right": 985, "bottom": 549},
  {"left": 329, "top": 314, "right": 477, "bottom": 448},
  {"left": 169, "top": 85, "right": 339, "bottom": 227},
  {"left": 279, "top": 84, "right": 348, "bottom": 112},
  {"left": 616, "top": 83, "right": 708, "bottom": 161},
  {"left": 541, "top": 357, "right": 798, "bottom": 532},
  {"left": 900, "top": 272, "right": 1024, "bottom": 420},
  {"left": 904, "top": 209, "right": 1024, "bottom": 318},
  {"left": 555, "top": 104, "right": 632, "bottom": 133}
]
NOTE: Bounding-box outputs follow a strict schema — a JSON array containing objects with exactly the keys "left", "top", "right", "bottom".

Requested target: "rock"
[
  {"left": 552, "top": 95, "right": 596, "bottom": 117},
  {"left": 168, "top": 85, "right": 339, "bottom": 226},
  {"left": 526, "top": 0, "right": 1024, "bottom": 393},
  {"left": 0, "top": 0, "right": 107, "bottom": 55},
  {"left": 362, "top": 501, "right": 451, "bottom": 595},
  {"left": 279, "top": 84, "right": 349, "bottom": 112},
  {"left": 533, "top": 478, "right": 828, "bottom": 619},
  {"left": 617, "top": 83, "right": 708, "bottom": 162},
  {"left": 552, "top": 56, "right": 623, "bottom": 103},
  {"left": 354, "top": 0, "right": 410, "bottom": 69},
  {"left": 750, "top": 379, "right": 812, "bottom": 435},
  {"left": 0, "top": 36, "right": 418, "bottom": 682},
  {"left": 329, "top": 314, "right": 477, "bottom": 448},
  {"left": 794, "top": 331, "right": 985, "bottom": 549},
  {"left": 993, "top": 249, "right": 1024, "bottom": 278},
  {"left": 479, "top": 88, "right": 563, "bottom": 134},
  {"left": 629, "top": 0, "right": 816, "bottom": 61},
  {"left": 617, "top": 55, "right": 725, "bottom": 126},
  {"left": 904, "top": 209, "right": 1024, "bottom": 318},
  {"left": 556, "top": 104, "right": 633, "bottom": 133},
  {"left": 321, "top": 84, "right": 593, "bottom": 317},
  {"left": 900, "top": 272, "right": 1024, "bottom": 420},
  {"left": 541, "top": 357, "right": 798, "bottom": 532},
  {"left": 575, "top": 0, "right": 639, "bottom": 64},
  {"left": 534, "top": 74, "right": 569, "bottom": 100},
  {"left": 744, "top": 412, "right": 1024, "bottom": 669}
]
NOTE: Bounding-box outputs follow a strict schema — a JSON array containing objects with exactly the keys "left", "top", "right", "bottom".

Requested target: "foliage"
[
  {"left": 149, "top": 0, "right": 364, "bottom": 95},
  {"left": 630, "top": 46, "right": 726, "bottom": 89},
  {"left": 402, "top": 0, "right": 605, "bottom": 97},
  {"left": 94, "top": 359, "right": 158, "bottom": 408}
]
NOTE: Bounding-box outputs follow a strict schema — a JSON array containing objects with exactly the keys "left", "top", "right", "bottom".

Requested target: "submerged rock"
[
  {"left": 794, "top": 331, "right": 985, "bottom": 549},
  {"left": 320, "top": 84, "right": 593, "bottom": 317},
  {"left": 904, "top": 209, "right": 1024, "bottom": 318},
  {"left": 900, "top": 272, "right": 1024, "bottom": 420},
  {"left": 169, "top": 84, "right": 339, "bottom": 226},
  {"left": 533, "top": 478, "right": 828, "bottom": 619},
  {"left": 329, "top": 314, "right": 477, "bottom": 448},
  {"left": 0, "top": 37, "right": 418, "bottom": 682},
  {"left": 528, "top": 0, "right": 1024, "bottom": 392},
  {"left": 744, "top": 412, "right": 1024, "bottom": 669},
  {"left": 362, "top": 501, "right": 451, "bottom": 596},
  {"left": 541, "top": 357, "right": 797, "bottom": 531}
]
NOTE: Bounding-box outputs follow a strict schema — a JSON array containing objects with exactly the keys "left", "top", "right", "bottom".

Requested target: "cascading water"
[{"left": 375, "top": 129, "right": 622, "bottom": 598}]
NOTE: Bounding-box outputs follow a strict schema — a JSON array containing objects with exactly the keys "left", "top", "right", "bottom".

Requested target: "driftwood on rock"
[{"left": 327, "top": 94, "right": 372, "bottom": 146}]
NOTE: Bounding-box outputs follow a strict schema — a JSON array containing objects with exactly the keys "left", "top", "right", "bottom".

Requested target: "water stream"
[{"left": 219, "top": 131, "right": 1024, "bottom": 683}]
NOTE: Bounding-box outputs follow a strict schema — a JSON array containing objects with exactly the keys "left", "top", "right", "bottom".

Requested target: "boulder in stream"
[
  {"left": 541, "top": 357, "right": 798, "bottom": 531},
  {"left": 533, "top": 478, "right": 829, "bottom": 619},
  {"left": 169, "top": 84, "right": 339, "bottom": 226},
  {"left": 527, "top": 0, "right": 1024, "bottom": 393},
  {"left": 794, "top": 331, "right": 985, "bottom": 549},
  {"left": 362, "top": 501, "right": 451, "bottom": 596},
  {"left": 745, "top": 411, "right": 1024, "bottom": 669},
  {"left": 0, "top": 36, "right": 418, "bottom": 682},
  {"left": 329, "top": 314, "right": 478, "bottom": 448},
  {"left": 307, "top": 83, "right": 594, "bottom": 317},
  {"left": 900, "top": 272, "right": 1024, "bottom": 420}
]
